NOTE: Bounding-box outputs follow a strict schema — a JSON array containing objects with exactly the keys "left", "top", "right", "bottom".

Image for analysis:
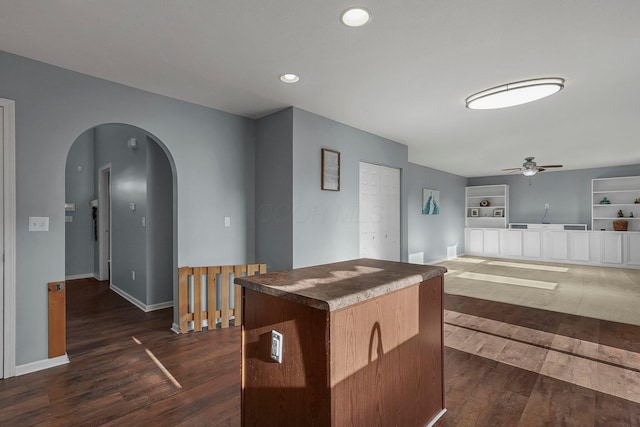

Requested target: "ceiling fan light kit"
[
  {"left": 466, "top": 77, "right": 564, "bottom": 110},
  {"left": 502, "top": 156, "right": 563, "bottom": 176}
]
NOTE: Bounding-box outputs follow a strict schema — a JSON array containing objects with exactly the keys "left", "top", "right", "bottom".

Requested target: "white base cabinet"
[{"left": 465, "top": 228, "right": 640, "bottom": 269}]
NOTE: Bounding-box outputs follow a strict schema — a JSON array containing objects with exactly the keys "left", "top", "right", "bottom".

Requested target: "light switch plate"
[
  {"left": 271, "top": 330, "right": 283, "bottom": 363},
  {"left": 29, "top": 216, "right": 49, "bottom": 231}
]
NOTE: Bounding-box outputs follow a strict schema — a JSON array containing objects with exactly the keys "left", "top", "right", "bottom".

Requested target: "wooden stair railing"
[{"left": 178, "top": 264, "right": 266, "bottom": 333}]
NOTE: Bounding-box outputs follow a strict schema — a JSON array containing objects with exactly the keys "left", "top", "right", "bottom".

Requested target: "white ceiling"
[{"left": 1, "top": 1, "right": 639, "bottom": 177}]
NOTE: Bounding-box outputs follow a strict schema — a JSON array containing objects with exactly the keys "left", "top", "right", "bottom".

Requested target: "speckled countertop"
[{"left": 234, "top": 258, "right": 446, "bottom": 312}]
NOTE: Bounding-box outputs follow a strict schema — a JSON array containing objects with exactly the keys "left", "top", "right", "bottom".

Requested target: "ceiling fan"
[{"left": 502, "top": 157, "right": 563, "bottom": 176}]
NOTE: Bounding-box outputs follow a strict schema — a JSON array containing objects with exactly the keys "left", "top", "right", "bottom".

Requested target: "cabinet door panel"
[
  {"left": 522, "top": 231, "right": 541, "bottom": 258},
  {"left": 468, "top": 229, "right": 484, "bottom": 254},
  {"left": 549, "top": 231, "right": 568, "bottom": 260},
  {"left": 627, "top": 234, "right": 640, "bottom": 266},
  {"left": 568, "top": 232, "right": 589, "bottom": 261},
  {"left": 502, "top": 230, "right": 522, "bottom": 256},
  {"left": 601, "top": 233, "right": 623, "bottom": 264},
  {"left": 483, "top": 230, "right": 500, "bottom": 255}
]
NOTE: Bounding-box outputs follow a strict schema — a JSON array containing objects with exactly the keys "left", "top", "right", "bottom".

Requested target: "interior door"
[{"left": 359, "top": 162, "right": 400, "bottom": 261}]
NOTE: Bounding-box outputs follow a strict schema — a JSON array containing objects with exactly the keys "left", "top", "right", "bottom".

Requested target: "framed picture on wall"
[
  {"left": 321, "top": 148, "right": 340, "bottom": 191},
  {"left": 422, "top": 189, "right": 440, "bottom": 215}
]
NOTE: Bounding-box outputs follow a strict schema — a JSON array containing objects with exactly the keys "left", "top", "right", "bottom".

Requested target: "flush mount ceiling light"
[
  {"left": 466, "top": 78, "right": 564, "bottom": 110},
  {"left": 341, "top": 7, "right": 371, "bottom": 27},
  {"left": 279, "top": 73, "right": 300, "bottom": 83}
]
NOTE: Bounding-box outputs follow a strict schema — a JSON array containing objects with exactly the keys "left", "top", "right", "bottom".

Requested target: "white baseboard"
[
  {"left": 15, "top": 353, "right": 69, "bottom": 376},
  {"left": 65, "top": 273, "right": 96, "bottom": 281},
  {"left": 110, "top": 283, "right": 173, "bottom": 313},
  {"left": 171, "top": 323, "right": 181, "bottom": 334}
]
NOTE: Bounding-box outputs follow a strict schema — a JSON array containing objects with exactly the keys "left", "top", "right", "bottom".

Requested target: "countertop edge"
[{"left": 235, "top": 265, "right": 446, "bottom": 312}]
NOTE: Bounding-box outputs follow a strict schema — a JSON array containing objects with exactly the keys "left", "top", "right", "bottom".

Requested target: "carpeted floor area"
[{"left": 437, "top": 256, "right": 640, "bottom": 326}]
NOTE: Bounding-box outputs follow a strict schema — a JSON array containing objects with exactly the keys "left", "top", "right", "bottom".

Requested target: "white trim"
[
  {"left": 425, "top": 409, "right": 447, "bottom": 427},
  {"left": 15, "top": 353, "right": 69, "bottom": 376},
  {"left": 2, "top": 98, "right": 16, "bottom": 378},
  {"left": 171, "top": 323, "right": 181, "bottom": 334},
  {"left": 97, "top": 164, "right": 111, "bottom": 281},
  {"left": 146, "top": 301, "right": 173, "bottom": 311},
  {"left": 110, "top": 283, "right": 172, "bottom": 312},
  {"left": 65, "top": 273, "right": 96, "bottom": 281}
]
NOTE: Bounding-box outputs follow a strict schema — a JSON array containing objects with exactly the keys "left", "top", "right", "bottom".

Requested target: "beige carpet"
[{"left": 437, "top": 256, "right": 640, "bottom": 326}]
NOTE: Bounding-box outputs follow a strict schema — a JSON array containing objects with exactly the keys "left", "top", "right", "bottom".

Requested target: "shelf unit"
[
  {"left": 465, "top": 184, "right": 509, "bottom": 228},
  {"left": 592, "top": 176, "right": 640, "bottom": 231}
]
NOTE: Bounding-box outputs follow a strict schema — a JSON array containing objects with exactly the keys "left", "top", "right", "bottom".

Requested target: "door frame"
[
  {"left": 98, "top": 164, "right": 112, "bottom": 282},
  {"left": 2, "top": 97, "right": 16, "bottom": 378}
]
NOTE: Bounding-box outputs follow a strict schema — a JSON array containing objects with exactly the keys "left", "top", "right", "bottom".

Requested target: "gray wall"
[
  {"left": 147, "top": 137, "right": 174, "bottom": 305},
  {"left": 468, "top": 164, "right": 640, "bottom": 228},
  {"left": 291, "top": 108, "right": 409, "bottom": 268},
  {"left": 255, "top": 108, "right": 293, "bottom": 272},
  {"left": 94, "top": 124, "right": 149, "bottom": 303},
  {"left": 1, "top": 50, "right": 255, "bottom": 365},
  {"left": 408, "top": 163, "right": 466, "bottom": 263},
  {"left": 64, "top": 129, "right": 96, "bottom": 277}
]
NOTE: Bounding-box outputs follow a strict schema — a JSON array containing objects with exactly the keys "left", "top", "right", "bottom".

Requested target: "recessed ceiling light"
[
  {"left": 466, "top": 78, "right": 565, "bottom": 109},
  {"left": 279, "top": 73, "right": 300, "bottom": 84},
  {"left": 341, "top": 7, "right": 371, "bottom": 27}
]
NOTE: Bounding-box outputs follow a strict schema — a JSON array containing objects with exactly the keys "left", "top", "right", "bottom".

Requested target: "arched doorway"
[{"left": 65, "top": 123, "right": 176, "bottom": 312}]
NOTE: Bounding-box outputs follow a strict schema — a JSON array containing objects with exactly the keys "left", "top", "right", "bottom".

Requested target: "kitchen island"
[{"left": 235, "top": 258, "right": 447, "bottom": 427}]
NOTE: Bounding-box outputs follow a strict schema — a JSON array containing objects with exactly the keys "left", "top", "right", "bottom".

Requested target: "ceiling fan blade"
[
  {"left": 537, "top": 168, "right": 546, "bottom": 172},
  {"left": 538, "top": 164, "right": 563, "bottom": 168},
  {"left": 501, "top": 167, "right": 522, "bottom": 171}
]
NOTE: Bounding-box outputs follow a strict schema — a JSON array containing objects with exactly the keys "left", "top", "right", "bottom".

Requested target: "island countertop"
[{"left": 234, "top": 258, "right": 446, "bottom": 312}]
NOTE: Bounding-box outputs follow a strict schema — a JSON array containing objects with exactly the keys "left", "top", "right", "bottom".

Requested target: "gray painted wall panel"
[
  {"left": 255, "top": 108, "right": 293, "bottom": 272},
  {"left": 0, "top": 50, "right": 255, "bottom": 365},
  {"left": 65, "top": 129, "right": 96, "bottom": 277},
  {"left": 94, "top": 125, "right": 148, "bottom": 303},
  {"left": 468, "top": 164, "right": 640, "bottom": 227},
  {"left": 147, "top": 137, "right": 173, "bottom": 305},
  {"left": 408, "top": 163, "right": 466, "bottom": 263},
  {"left": 291, "top": 108, "right": 409, "bottom": 268}
]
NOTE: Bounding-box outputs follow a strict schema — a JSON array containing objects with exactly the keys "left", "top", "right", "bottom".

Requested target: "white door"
[
  {"left": 359, "top": 162, "right": 378, "bottom": 259},
  {"left": 359, "top": 162, "right": 400, "bottom": 261},
  {"left": 1, "top": 97, "right": 16, "bottom": 378}
]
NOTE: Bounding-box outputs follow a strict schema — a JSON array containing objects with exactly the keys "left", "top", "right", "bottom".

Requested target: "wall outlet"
[
  {"left": 28, "top": 216, "right": 49, "bottom": 232},
  {"left": 132, "top": 270, "right": 136, "bottom": 281},
  {"left": 545, "top": 203, "right": 550, "bottom": 210},
  {"left": 271, "top": 330, "right": 283, "bottom": 363},
  {"left": 224, "top": 216, "right": 230, "bottom": 227}
]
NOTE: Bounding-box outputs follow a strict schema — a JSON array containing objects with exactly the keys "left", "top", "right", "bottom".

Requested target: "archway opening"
[{"left": 65, "top": 123, "right": 176, "bottom": 313}]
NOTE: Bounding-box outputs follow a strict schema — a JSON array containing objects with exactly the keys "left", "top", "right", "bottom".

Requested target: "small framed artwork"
[
  {"left": 470, "top": 208, "right": 479, "bottom": 217},
  {"left": 493, "top": 208, "right": 504, "bottom": 217},
  {"left": 422, "top": 189, "right": 440, "bottom": 215},
  {"left": 321, "top": 148, "right": 340, "bottom": 191}
]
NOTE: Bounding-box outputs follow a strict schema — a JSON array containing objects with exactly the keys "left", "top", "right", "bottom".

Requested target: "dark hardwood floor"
[
  {"left": 1, "top": 278, "right": 639, "bottom": 426},
  {"left": 0, "top": 278, "right": 241, "bottom": 426}
]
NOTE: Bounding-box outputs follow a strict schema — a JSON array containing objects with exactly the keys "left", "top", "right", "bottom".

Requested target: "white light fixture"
[
  {"left": 279, "top": 73, "right": 300, "bottom": 84},
  {"left": 466, "top": 78, "right": 564, "bottom": 110},
  {"left": 522, "top": 168, "right": 537, "bottom": 177},
  {"left": 341, "top": 7, "right": 371, "bottom": 27}
]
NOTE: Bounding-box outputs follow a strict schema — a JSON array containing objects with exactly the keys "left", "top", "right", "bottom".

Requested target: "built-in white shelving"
[
  {"left": 465, "top": 184, "right": 509, "bottom": 228},
  {"left": 592, "top": 176, "right": 640, "bottom": 231}
]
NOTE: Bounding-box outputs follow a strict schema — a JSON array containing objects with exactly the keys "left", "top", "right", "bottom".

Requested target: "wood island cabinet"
[{"left": 235, "top": 259, "right": 447, "bottom": 427}]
